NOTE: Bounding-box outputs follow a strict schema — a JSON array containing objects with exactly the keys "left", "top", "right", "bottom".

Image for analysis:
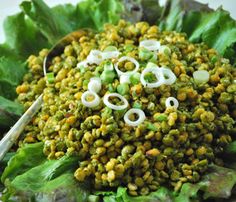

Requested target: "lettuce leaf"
[
  {"left": 95, "top": 186, "right": 174, "bottom": 202},
  {"left": 175, "top": 165, "right": 236, "bottom": 201},
  {"left": 1, "top": 142, "right": 90, "bottom": 202},
  {"left": 0, "top": 96, "right": 23, "bottom": 129},
  {"left": 20, "top": 0, "right": 124, "bottom": 44},
  {"left": 1, "top": 142, "right": 45, "bottom": 182},
  {"left": 3, "top": 12, "right": 49, "bottom": 59},
  {"left": 225, "top": 141, "right": 236, "bottom": 154},
  {"left": 0, "top": 58, "right": 27, "bottom": 100},
  {"left": 160, "top": 0, "right": 236, "bottom": 63},
  {"left": 0, "top": 11, "right": 49, "bottom": 129},
  {"left": 95, "top": 187, "right": 174, "bottom": 202},
  {"left": 0, "top": 152, "right": 15, "bottom": 192}
]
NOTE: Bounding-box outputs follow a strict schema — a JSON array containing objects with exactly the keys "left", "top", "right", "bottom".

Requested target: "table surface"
[{"left": 0, "top": 0, "right": 235, "bottom": 43}]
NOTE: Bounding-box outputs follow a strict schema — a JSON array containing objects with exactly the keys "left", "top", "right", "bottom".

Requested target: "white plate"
[{"left": 0, "top": 0, "right": 235, "bottom": 43}]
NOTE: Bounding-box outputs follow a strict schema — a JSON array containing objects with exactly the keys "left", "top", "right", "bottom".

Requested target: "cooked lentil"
[{"left": 16, "top": 20, "right": 236, "bottom": 195}]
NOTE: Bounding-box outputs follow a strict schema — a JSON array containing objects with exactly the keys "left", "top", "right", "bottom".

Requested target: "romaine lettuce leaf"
[
  {"left": 0, "top": 152, "right": 15, "bottom": 192},
  {"left": 20, "top": 0, "right": 124, "bottom": 44},
  {"left": 0, "top": 10, "right": 49, "bottom": 129},
  {"left": 1, "top": 142, "right": 90, "bottom": 202},
  {"left": 1, "top": 142, "right": 45, "bottom": 182},
  {"left": 3, "top": 12, "right": 49, "bottom": 59},
  {"left": 0, "top": 58, "right": 27, "bottom": 100},
  {"left": 0, "top": 96, "right": 24, "bottom": 129}
]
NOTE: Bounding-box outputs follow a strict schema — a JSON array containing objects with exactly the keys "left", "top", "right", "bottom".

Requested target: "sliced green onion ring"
[
  {"left": 130, "top": 72, "right": 141, "bottom": 85},
  {"left": 76, "top": 60, "right": 88, "bottom": 69},
  {"left": 81, "top": 91, "right": 100, "bottom": 108},
  {"left": 87, "top": 50, "right": 103, "bottom": 65},
  {"left": 102, "top": 46, "right": 120, "bottom": 59},
  {"left": 159, "top": 45, "right": 171, "bottom": 55},
  {"left": 139, "top": 40, "right": 161, "bottom": 51},
  {"left": 160, "top": 67, "right": 176, "bottom": 85},
  {"left": 193, "top": 70, "right": 210, "bottom": 84},
  {"left": 103, "top": 93, "right": 128, "bottom": 110},
  {"left": 124, "top": 108, "right": 146, "bottom": 127},
  {"left": 88, "top": 77, "right": 102, "bottom": 93},
  {"left": 120, "top": 74, "right": 130, "bottom": 84},
  {"left": 140, "top": 66, "right": 165, "bottom": 88},
  {"left": 114, "top": 56, "right": 139, "bottom": 76},
  {"left": 165, "top": 97, "right": 179, "bottom": 109}
]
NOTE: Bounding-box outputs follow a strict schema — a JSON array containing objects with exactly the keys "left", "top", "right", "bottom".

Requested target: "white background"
[{"left": 0, "top": 0, "right": 235, "bottom": 43}]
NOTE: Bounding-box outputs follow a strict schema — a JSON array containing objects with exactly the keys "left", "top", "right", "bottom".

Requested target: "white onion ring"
[
  {"left": 120, "top": 74, "right": 130, "bottom": 84},
  {"left": 114, "top": 56, "right": 139, "bottom": 76},
  {"left": 159, "top": 45, "right": 171, "bottom": 55},
  {"left": 160, "top": 67, "right": 176, "bottom": 85},
  {"left": 76, "top": 60, "right": 88, "bottom": 69},
  {"left": 102, "top": 51, "right": 120, "bottom": 60},
  {"left": 165, "top": 97, "right": 179, "bottom": 109},
  {"left": 193, "top": 70, "right": 210, "bottom": 84},
  {"left": 124, "top": 108, "right": 146, "bottom": 127},
  {"left": 87, "top": 50, "right": 103, "bottom": 65},
  {"left": 103, "top": 93, "right": 128, "bottom": 110},
  {"left": 139, "top": 40, "right": 161, "bottom": 51},
  {"left": 81, "top": 91, "right": 100, "bottom": 108},
  {"left": 88, "top": 77, "right": 102, "bottom": 93},
  {"left": 140, "top": 66, "right": 165, "bottom": 88}
]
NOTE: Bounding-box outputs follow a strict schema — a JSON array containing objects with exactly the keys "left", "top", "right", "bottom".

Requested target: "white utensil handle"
[{"left": 0, "top": 94, "right": 43, "bottom": 161}]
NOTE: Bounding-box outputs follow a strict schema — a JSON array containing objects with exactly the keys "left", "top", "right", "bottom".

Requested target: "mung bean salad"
[{"left": 16, "top": 20, "right": 236, "bottom": 196}]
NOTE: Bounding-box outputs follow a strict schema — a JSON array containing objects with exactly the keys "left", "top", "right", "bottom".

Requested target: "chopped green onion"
[
  {"left": 146, "top": 122, "right": 158, "bottom": 131},
  {"left": 101, "top": 70, "right": 116, "bottom": 84},
  {"left": 130, "top": 72, "right": 141, "bottom": 85},
  {"left": 83, "top": 79, "right": 90, "bottom": 87},
  {"left": 149, "top": 52, "right": 157, "bottom": 63},
  {"left": 133, "top": 101, "right": 142, "bottom": 109},
  {"left": 95, "top": 65, "right": 103, "bottom": 74},
  {"left": 88, "top": 195, "right": 100, "bottom": 202},
  {"left": 117, "top": 83, "right": 129, "bottom": 95},
  {"left": 144, "top": 72, "right": 157, "bottom": 82},
  {"left": 210, "top": 55, "right": 218, "bottom": 64},
  {"left": 108, "top": 84, "right": 115, "bottom": 92},
  {"left": 164, "top": 47, "right": 171, "bottom": 55},
  {"left": 146, "top": 62, "right": 157, "bottom": 68},
  {"left": 124, "top": 44, "right": 134, "bottom": 52},
  {"left": 104, "top": 46, "right": 118, "bottom": 52},
  {"left": 159, "top": 45, "right": 171, "bottom": 56},
  {"left": 79, "top": 65, "right": 86, "bottom": 74},
  {"left": 104, "top": 61, "right": 114, "bottom": 71},
  {"left": 154, "top": 114, "right": 168, "bottom": 122},
  {"left": 46, "top": 72, "right": 55, "bottom": 83},
  {"left": 139, "top": 47, "right": 153, "bottom": 60}
]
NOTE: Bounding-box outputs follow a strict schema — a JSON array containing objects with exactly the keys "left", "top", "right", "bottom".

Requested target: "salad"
[{"left": 0, "top": 0, "right": 236, "bottom": 202}]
